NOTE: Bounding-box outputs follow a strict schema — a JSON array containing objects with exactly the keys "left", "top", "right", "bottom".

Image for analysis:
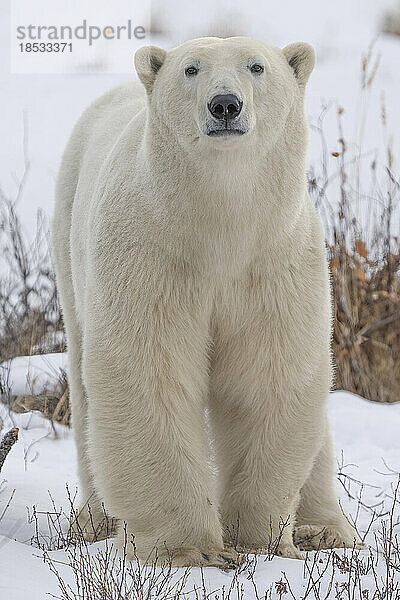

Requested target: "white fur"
[{"left": 52, "top": 37, "right": 361, "bottom": 567}]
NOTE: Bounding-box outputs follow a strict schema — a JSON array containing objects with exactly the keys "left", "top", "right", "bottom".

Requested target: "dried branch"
[{"left": 0, "top": 427, "right": 19, "bottom": 472}]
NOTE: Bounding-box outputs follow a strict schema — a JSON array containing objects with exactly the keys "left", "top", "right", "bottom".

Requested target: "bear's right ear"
[{"left": 134, "top": 45, "right": 167, "bottom": 94}]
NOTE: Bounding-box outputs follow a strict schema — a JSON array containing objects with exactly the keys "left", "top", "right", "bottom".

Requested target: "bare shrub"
[
  {"left": 11, "top": 369, "right": 70, "bottom": 426},
  {"left": 0, "top": 119, "right": 64, "bottom": 362},
  {"left": 0, "top": 192, "right": 64, "bottom": 361},
  {"left": 0, "top": 119, "right": 66, "bottom": 423},
  {"left": 36, "top": 477, "right": 400, "bottom": 599},
  {"left": 308, "top": 45, "right": 399, "bottom": 403},
  {"left": 310, "top": 126, "right": 400, "bottom": 402},
  {"left": 0, "top": 427, "right": 19, "bottom": 472}
]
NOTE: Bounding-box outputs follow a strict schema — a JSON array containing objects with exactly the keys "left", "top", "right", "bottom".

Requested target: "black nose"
[{"left": 208, "top": 94, "right": 243, "bottom": 121}]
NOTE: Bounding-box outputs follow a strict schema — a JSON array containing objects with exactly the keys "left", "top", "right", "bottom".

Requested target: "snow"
[
  {"left": 0, "top": 352, "right": 67, "bottom": 396},
  {"left": 0, "top": 354, "right": 399, "bottom": 599}
]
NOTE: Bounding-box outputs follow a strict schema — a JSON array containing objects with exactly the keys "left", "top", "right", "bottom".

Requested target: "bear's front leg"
[
  {"left": 209, "top": 258, "right": 332, "bottom": 559},
  {"left": 81, "top": 254, "right": 238, "bottom": 569},
  {"left": 210, "top": 372, "right": 328, "bottom": 560}
]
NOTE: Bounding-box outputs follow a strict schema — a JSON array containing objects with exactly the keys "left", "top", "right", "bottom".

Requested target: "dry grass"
[
  {"left": 329, "top": 240, "right": 400, "bottom": 403},
  {"left": 19, "top": 478, "right": 400, "bottom": 599},
  {"left": 0, "top": 183, "right": 64, "bottom": 362},
  {"left": 308, "top": 43, "right": 400, "bottom": 403},
  {"left": 0, "top": 123, "right": 66, "bottom": 423},
  {"left": 11, "top": 373, "right": 71, "bottom": 426},
  {"left": 308, "top": 104, "right": 400, "bottom": 402}
]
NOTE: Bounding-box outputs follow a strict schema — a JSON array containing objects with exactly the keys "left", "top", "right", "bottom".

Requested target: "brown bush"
[
  {"left": 309, "top": 85, "right": 400, "bottom": 402},
  {"left": 330, "top": 241, "right": 400, "bottom": 402}
]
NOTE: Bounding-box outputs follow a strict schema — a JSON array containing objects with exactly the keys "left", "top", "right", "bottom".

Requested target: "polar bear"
[{"left": 52, "top": 36, "right": 361, "bottom": 568}]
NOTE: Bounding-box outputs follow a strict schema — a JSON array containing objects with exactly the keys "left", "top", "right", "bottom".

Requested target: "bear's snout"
[{"left": 207, "top": 94, "right": 243, "bottom": 121}]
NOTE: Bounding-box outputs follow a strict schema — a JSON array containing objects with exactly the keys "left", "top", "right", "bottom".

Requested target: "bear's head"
[{"left": 135, "top": 37, "right": 314, "bottom": 154}]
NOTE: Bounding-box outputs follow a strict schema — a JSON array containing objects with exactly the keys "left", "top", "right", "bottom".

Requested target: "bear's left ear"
[
  {"left": 134, "top": 45, "right": 167, "bottom": 94},
  {"left": 282, "top": 42, "right": 315, "bottom": 88}
]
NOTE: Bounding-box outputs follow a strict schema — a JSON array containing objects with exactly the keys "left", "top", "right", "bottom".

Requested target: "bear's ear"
[
  {"left": 282, "top": 42, "right": 315, "bottom": 88},
  {"left": 134, "top": 45, "right": 167, "bottom": 94}
]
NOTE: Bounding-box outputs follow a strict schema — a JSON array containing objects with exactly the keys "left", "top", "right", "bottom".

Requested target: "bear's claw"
[
  {"left": 126, "top": 544, "right": 243, "bottom": 570},
  {"left": 293, "top": 524, "right": 367, "bottom": 551},
  {"left": 236, "top": 542, "right": 304, "bottom": 560}
]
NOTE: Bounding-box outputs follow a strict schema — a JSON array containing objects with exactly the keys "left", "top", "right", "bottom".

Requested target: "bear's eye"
[
  {"left": 185, "top": 65, "right": 199, "bottom": 77},
  {"left": 249, "top": 63, "right": 264, "bottom": 74}
]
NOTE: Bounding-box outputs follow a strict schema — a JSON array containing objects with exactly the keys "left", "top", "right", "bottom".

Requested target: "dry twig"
[{"left": 0, "top": 427, "right": 19, "bottom": 472}]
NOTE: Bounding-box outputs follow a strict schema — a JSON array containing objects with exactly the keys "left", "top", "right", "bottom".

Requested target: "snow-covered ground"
[
  {"left": 0, "top": 352, "right": 67, "bottom": 395},
  {"left": 0, "top": 354, "right": 399, "bottom": 599}
]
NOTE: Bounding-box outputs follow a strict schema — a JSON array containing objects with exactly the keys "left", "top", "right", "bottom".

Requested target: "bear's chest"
[{"left": 181, "top": 189, "right": 263, "bottom": 281}]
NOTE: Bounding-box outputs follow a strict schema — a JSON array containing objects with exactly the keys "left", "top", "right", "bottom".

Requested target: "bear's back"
[
  {"left": 53, "top": 80, "right": 147, "bottom": 327},
  {"left": 68, "top": 79, "right": 146, "bottom": 194}
]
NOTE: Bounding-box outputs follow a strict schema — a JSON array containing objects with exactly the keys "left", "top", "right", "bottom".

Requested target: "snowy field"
[{"left": 0, "top": 355, "right": 400, "bottom": 599}]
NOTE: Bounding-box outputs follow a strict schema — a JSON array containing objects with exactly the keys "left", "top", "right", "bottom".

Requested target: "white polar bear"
[{"left": 52, "top": 36, "right": 362, "bottom": 568}]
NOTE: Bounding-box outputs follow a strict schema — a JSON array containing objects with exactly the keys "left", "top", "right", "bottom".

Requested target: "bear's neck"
[
  {"left": 145, "top": 123, "right": 306, "bottom": 201},
  {"left": 140, "top": 115, "right": 309, "bottom": 274}
]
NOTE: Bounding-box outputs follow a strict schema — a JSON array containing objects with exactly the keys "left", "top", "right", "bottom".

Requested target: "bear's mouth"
[{"left": 207, "top": 128, "right": 246, "bottom": 138}]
